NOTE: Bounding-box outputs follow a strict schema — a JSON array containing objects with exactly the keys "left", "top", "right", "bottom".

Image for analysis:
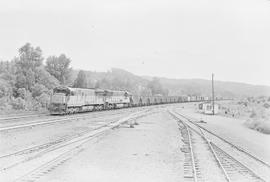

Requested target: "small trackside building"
[{"left": 198, "top": 102, "right": 219, "bottom": 115}]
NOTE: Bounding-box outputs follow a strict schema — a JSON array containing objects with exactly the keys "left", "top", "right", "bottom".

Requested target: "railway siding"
[
  {"left": 176, "top": 108, "right": 270, "bottom": 164},
  {"left": 176, "top": 111, "right": 270, "bottom": 182},
  {"left": 0, "top": 109, "right": 152, "bottom": 182},
  {"left": 169, "top": 110, "right": 268, "bottom": 182},
  {"left": 0, "top": 107, "right": 146, "bottom": 132},
  {"left": 172, "top": 111, "right": 227, "bottom": 182}
]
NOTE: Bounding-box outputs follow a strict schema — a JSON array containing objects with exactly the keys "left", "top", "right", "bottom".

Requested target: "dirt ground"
[
  {"left": 176, "top": 103, "right": 270, "bottom": 164},
  {"left": 36, "top": 110, "right": 184, "bottom": 182}
]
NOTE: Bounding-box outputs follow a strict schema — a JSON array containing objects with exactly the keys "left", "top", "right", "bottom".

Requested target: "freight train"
[{"left": 49, "top": 86, "right": 211, "bottom": 115}]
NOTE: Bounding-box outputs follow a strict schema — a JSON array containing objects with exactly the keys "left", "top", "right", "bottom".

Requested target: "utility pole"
[{"left": 212, "top": 73, "right": 215, "bottom": 115}]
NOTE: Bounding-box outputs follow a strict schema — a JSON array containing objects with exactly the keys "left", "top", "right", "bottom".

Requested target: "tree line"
[
  {"left": 0, "top": 43, "right": 168, "bottom": 111},
  {"left": 0, "top": 43, "right": 74, "bottom": 111}
]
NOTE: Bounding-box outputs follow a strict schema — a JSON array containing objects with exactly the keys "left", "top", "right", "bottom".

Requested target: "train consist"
[{"left": 49, "top": 86, "right": 211, "bottom": 115}]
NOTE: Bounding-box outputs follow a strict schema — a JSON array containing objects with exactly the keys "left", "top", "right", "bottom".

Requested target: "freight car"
[{"left": 49, "top": 86, "right": 209, "bottom": 115}]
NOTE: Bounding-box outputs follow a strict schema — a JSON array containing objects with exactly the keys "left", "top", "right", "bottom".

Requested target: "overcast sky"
[{"left": 0, "top": 0, "right": 270, "bottom": 86}]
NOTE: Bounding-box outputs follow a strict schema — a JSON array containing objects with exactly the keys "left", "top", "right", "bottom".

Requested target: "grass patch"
[{"left": 244, "top": 119, "right": 270, "bottom": 134}]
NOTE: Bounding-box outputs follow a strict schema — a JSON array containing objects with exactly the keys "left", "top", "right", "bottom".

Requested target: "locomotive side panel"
[
  {"left": 104, "top": 90, "right": 131, "bottom": 108},
  {"left": 67, "top": 88, "right": 101, "bottom": 107}
]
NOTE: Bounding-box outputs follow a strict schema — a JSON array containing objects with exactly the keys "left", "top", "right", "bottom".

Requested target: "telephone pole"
[{"left": 212, "top": 73, "right": 215, "bottom": 115}]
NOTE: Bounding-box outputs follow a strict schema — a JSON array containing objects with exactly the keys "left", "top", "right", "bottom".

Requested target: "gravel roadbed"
[
  {"left": 38, "top": 110, "right": 184, "bottom": 182},
  {"left": 176, "top": 107, "right": 270, "bottom": 164}
]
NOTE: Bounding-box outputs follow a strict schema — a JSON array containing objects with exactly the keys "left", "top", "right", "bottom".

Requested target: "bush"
[
  {"left": 17, "top": 88, "right": 27, "bottom": 99},
  {"left": 245, "top": 119, "right": 270, "bottom": 134},
  {"left": 249, "top": 110, "right": 257, "bottom": 118},
  {"left": 263, "top": 103, "right": 270, "bottom": 109},
  {"left": 245, "top": 108, "right": 270, "bottom": 134},
  {"left": 11, "top": 97, "right": 26, "bottom": 110},
  {"left": 36, "top": 93, "right": 50, "bottom": 108},
  {"left": 0, "top": 79, "right": 12, "bottom": 98},
  {"left": 0, "top": 97, "right": 12, "bottom": 110},
  {"left": 32, "top": 84, "right": 48, "bottom": 98}
]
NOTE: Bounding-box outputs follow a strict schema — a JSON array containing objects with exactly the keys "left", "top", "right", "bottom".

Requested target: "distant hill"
[
  {"left": 71, "top": 68, "right": 150, "bottom": 95},
  {"left": 157, "top": 77, "right": 270, "bottom": 98},
  {"left": 72, "top": 68, "right": 270, "bottom": 98}
]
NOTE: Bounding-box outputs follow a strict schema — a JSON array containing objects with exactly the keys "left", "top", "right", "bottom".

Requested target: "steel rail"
[
  {"left": 176, "top": 111, "right": 270, "bottom": 168},
  {"left": 0, "top": 117, "right": 121, "bottom": 160},
  {"left": 0, "top": 114, "right": 48, "bottom": 121},
  {"left": 170, "top": 110, "right": 229, "bottom": 182},
  {"left": 195, "top": 123, "right": 231, "bottom": 182},
  {"left": 169, "top": 110, "right": 265, "bottom": 182},
  {"left": 0, "top": 109, "right": 151, "bottom": 161},
  {"left": 5, "top": 110, "right": 149, "bottom": 182},
  {"left": 208, "top": 140, "right": 231, "bottom": 182},
  {"left": 0, "top": 108, "right": 138, "bottom": 132},
  {"left": 185, "top": 123, "right": 198, "bottom": 182}
]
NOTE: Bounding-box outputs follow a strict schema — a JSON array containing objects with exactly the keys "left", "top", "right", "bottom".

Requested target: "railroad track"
[
  {"left": 0, "top": 109, "right": 151, "bottom": 182},
  {"left": 0, "top": 107, "right": 147, "bottom": 132},
  {"left": 169, "top": 110, "right": 268, "bottom": 182},
  {"left": 0, "top": 106, "right": 136, "bottom": 122},
  {"left": 0, "top": 113, "right": 48, "bottom": 122},
  {"left": 0, "top": 115, "right": 126, "bottom": 160},
  {"left": 0, "top": 109, "right": 153, "bottom": 166},
  {"left": 175, "top": 112, "right": 270, "bottom": 168},
  {"left": 0, "top": 103, "right": 173, "bottom": 126}
]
